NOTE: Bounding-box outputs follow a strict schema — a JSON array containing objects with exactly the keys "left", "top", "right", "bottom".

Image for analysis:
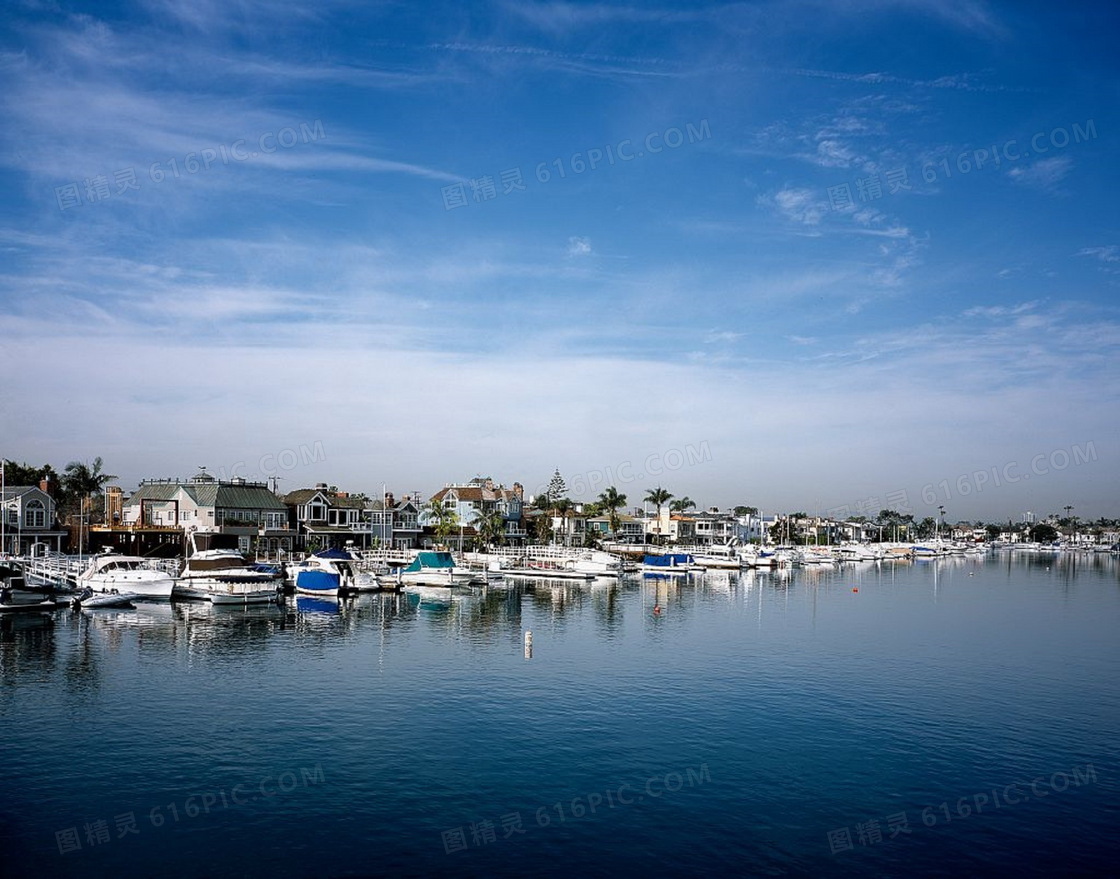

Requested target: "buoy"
[
  {"left": 852, "top": 587, "right": 858, "bottom": 593},
  {"left": 653, "top": 604, "right": 661, "bottom": 614}
]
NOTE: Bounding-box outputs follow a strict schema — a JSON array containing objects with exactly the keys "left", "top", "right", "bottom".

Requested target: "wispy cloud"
[
  {"left": 1077, "top": 245, "right": 1118, "bottom": 263},
  {"left": 760, "top": 187, "right": 827, "bottom": 226},
  {"left": 1007, "top": 156, "right": 1072, "bottom": 192}
]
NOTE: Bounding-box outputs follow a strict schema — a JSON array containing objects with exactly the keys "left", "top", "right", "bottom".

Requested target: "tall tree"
[
  {"left": 598, "top": 486, "right": 628, "bottom": 536},
  {"left": 552, "top": 497, "right": 573, "bottom": 545},
  {"left": 734, "top": 505, "right": 758, "bottom": 517},
  {"left": 477, "top": 510, "right": 506, "bottom": 550},
  {"left": 644, "top": 486, "right": 673, "bottom": 544},
  {"left": 427, "top": 503, "right": 460, "bottom": 548},
  {"left": 670, "top": 497, "right": 696, "bottom": 514},
  {"left": 62, "top": 457, "right": 118, "bottom": 522},
  {"left": 2, "top": 460, "right": 59, "bottom": 488},
  {"left": 544, "top": 469, "right": 567, "bottom": 506}
]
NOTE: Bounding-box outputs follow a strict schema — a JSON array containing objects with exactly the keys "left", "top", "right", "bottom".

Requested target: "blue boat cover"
[
  {"left": 643, "top": 553, "right": 695, "bottom": 566},
  {"left": 314, "top": 548, "right": 355, "bottom": 560}
]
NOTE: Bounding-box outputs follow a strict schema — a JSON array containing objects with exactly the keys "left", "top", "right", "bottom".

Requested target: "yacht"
[
  {"left": 76, "top": 551, "right": 176, "bottom": 600},
  {"left": 176, "top": 542, "right": 280, "bottom": 605},
  {"left": 287, "top": 548, "right": 364, "bottom": 596}
]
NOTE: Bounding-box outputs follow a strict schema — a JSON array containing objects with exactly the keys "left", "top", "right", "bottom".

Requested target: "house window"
[
  {"left": 309, "top": 504, "right": 326, "bottom": 521},
  {"left": 25, "top": 500, "right": 46, "bottom": 528}
]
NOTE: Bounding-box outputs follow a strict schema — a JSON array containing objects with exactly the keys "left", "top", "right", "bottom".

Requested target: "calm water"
[{"left": 1, "top": 552, "right": 1117, "bottom": 878}]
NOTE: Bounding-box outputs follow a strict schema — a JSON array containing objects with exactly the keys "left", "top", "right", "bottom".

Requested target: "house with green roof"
[{"left": 122, "top": 469, "right": 292, "bottom": 554}]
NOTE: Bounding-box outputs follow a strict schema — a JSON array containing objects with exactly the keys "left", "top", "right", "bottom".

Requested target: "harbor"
[{"left": 1, "top": 549, "right": 1116, "bottom": 878}]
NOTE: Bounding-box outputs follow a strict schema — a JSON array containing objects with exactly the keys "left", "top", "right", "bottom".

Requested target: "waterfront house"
[
  {"left": 283, "top": 484, "right": 373, "bottom": 551},
  {"left": 122, "top": 470, "right": 292, "bottom": 554},
  {"left": 0, "top": 483, "right": 67, "bottom": 554},
  {"left": 586, "top": 513, "right": 644, "bottom": 543},
  {"left": 426, "top": 477, "right": 526, "bottom": 544}
]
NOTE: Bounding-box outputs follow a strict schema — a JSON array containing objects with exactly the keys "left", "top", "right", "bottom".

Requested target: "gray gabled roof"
[{"left": 1, "top": 486, "right": 46, "bottom": 500}]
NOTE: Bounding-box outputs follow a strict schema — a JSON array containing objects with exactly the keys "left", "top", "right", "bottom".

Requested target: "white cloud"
[
  {"left": 567, "top": 236, "right": 593, "bottom": 257},
  {"left": 762, "top": 187, "right": 827, "bottom": 225},
  {"left": 1077, "top": 245, "right": 1119, "bottom": 263},
  {"left": 1007, "top": 156, "right": 1072, "bottom": 192}
]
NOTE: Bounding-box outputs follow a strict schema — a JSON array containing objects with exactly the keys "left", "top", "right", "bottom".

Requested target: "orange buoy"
[
  {"left": 852, "top": 587, "right": 859, "bottom": 593},
  {"left": 653, "top": 604, "right": 662, "bottom": 614}
]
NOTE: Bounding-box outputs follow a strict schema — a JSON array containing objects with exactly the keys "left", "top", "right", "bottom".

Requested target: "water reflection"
[{"left": 11, "top": 553, "right": 1115, "bottom": 682}]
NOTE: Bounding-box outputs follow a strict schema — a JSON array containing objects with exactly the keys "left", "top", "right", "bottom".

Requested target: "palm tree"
[
  {"left": 553, "top": 497, "right": 573, "bottom": 545},
  {"left": 670, "top": 497, "right": 695, "bottom": 514},
  {"left": 427, "top": 503, "right": 460, "bottom": 549},
  {"left": 644, "top": 486, "right": 673, "bottom": 544},
  {"left": 63, "top": 457, "right": 118, "bottom": 530},
  {"left": 63, "top": 456, "right": 117, "bottom": 503},
  {"left": 598, "top": 486, "right": 628, "bottom": 537},
  {"left": 477, "top": 510, "right": 506, "bottom": 551}
]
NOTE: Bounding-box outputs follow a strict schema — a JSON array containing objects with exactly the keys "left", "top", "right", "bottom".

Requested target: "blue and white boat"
[
  {"left": 641, "top": 553, "right": 700, "bottom": 576},
  {"left": 288, "top": 548, "right": 361, "bottom": 596},
  {"left": 910, "top": 544, "right": 945, "bottom": 560}
]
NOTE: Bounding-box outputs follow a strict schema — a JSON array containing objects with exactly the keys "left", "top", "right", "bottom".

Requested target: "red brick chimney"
[{"left": 39, "top": 477, "right": 50, "bottom": 494}]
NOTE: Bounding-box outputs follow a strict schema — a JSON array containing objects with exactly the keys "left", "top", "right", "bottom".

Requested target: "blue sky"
[{"left": 1, "top": 0, "right": 1117, "bottom": 521}]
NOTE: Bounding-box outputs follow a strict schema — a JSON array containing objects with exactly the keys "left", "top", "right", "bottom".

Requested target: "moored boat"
[
  {"left": 76, "top": 552, "right": 176, "bottom": 600},
  {"left": 393, "top": 551, "right": 477, "bottom": 587},
  {"left": 177, "top": 550, "right": 280, "bottom": 604},
  {"left": 288, "top": 548, "right": 363, "bottom": 596},
  {"left": 70, "top": 586, "right": 137, "bottom": 609},
  {"left": 641, "top": 553, "right": 701, "bottom": 575}
]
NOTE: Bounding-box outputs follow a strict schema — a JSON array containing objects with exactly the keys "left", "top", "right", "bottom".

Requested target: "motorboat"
[
  {"left": 392, "top": 551, "right": 478, "bottom": 587},
  {"left": 641, "top": 553, "right": 701, "bottom": 575},
  {"left": 0, "top": 587, "right": 59, "bottom": 614},
  {"left": 70, "top": 586, "right": 137, "bottom": 609},
  {"left": 175, "top": 546, "right": 280, "bottom": 604},
  {"left": 76, "top": 552, "right": 176, "bottom": 600},
  {"left": 287, "top": 548, "right": 363, "bottom": 596}
]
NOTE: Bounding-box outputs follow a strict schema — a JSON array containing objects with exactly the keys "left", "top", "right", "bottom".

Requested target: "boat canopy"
[
  {"left": 643, "top": 553, "right": 695, "bottom": 567},
  {"left": 313, "top": 548, "right": 356, "bottom": 560},
  {"left": 403, "top": 551, "right": 456, "bottom": 572}
]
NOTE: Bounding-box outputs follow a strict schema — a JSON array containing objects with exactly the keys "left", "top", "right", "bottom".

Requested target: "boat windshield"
[{"left": 102, "top": 560, "right": 141, "bottom": 571}]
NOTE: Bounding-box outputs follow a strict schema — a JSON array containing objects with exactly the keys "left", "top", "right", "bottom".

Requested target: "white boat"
[
  {"left": 689, "top": 544, "right": 745, "bottom": 569},
  {"left": 176, "top": 548, "right": 280, "bottom": 604},
  {"left": 794, "top": 548, "right": 837, "bottom": 566},
  {"left": 77, "top": 552, "right": 176, "bottom": 600},
  {"left": 499, "top": 561, "right": 596, "bottom": 581},
  {"left": 392, "top": 551, "right": 478, "bottom": 587},
  {"left": 524, "top": 547, "right": 624, "bottom": 577},
  {"left": 835, "top": 544, "right": 883, "bottom": 562},
  {"left": 70, "top": 586, "right": 137, "bottom": 609}
]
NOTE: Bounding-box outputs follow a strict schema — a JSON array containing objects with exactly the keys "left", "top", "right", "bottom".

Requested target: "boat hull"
[{"left": 79, "top": 574, "right": 175, "bottom": 600}]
